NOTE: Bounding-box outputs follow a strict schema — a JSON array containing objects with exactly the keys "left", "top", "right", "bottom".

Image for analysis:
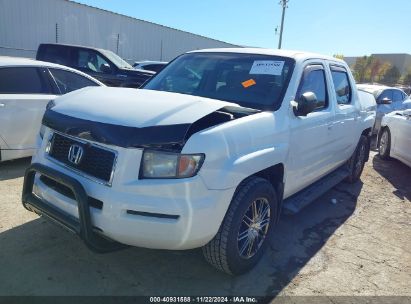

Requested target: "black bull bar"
[{"left": 22, "top": 163, "right": 126, "bottom": 253}]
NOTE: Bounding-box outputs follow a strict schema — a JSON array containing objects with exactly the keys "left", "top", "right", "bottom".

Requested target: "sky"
[{"left": 74, "top": 0, "right": 411, "bottom": 57}]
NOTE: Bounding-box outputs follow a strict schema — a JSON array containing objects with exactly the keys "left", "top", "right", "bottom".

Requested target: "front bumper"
[
  {"left": 22, "top": 163, "right": 126, "bottom": 252},
  {"left": 22, "top": 157, "right": 236, "bottom": 251}
]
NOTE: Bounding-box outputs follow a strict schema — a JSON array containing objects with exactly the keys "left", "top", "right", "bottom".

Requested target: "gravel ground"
[{"left": 0, "top": 151, "right": 410, "bottom": 298}]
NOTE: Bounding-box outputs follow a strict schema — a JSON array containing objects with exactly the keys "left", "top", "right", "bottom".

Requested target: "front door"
[{"left": 286, "top": 62, "right": 336, "bottom": 197}]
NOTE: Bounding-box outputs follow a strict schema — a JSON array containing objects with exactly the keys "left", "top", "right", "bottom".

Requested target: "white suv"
[{"left": 22, "top": 49, "right": 374, "bottom": 274}]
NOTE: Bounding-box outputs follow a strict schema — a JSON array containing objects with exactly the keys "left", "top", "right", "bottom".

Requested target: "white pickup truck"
[{"left": 22, "top": 49, "right": 375, "bottom": 275}]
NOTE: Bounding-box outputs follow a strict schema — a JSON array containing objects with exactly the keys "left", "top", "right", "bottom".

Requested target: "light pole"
[{"left": 278, "top": 0, "right": 289, "bottom": 49}]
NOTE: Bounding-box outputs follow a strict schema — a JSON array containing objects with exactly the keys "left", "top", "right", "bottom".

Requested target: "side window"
[
  {"left": 144, "top": 64, "right": 164, "bottom": 72},
  {"left": 377, "top": 89, "right": 393, "bottom": 103},
  {"left": 297, "top": 66, "right": 328, "bottom": 110},
  {"left": 75, "top": 50, "right": 111, "bottom": 73},
  {"left": 48, "top": 68, "right": 99, "bottom": 94},
  {"left": 330, "top": 67, "right": 352, "bottom": 105},
  {"left": 0, "top": 67, "right": 52, "bottom": 94},
  {"left": 392, "top": 90, "right": 403, "bottom": 102},
  {"left": 38, "top": 45, "right": 70, "bottom": 65}
]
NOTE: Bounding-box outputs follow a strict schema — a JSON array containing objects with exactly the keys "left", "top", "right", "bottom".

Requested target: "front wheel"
[
  {"left": 346, "top": 135, "right": 368, "bottom": 183},
  {"left": 202, "top": 177, "right": 278, "bottom": 275},
  {"left": 378, "top": 128, "right": 391, "bottom": 160}
]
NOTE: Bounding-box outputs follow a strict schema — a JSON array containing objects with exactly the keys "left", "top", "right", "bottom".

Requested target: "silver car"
[{"left": 357, "top": 84, "right": 409, "bottom": 134}]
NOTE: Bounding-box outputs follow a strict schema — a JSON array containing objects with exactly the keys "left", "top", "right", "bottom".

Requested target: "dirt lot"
[{"left": 0, "top": 151, "right": 410, "bottom": 298}]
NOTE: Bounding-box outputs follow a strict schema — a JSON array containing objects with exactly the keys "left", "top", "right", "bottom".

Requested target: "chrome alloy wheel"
[
  {"left": 379, "top": 130, "right": 389, "bottom": 155},
  {"left": 237, "top": 198, "right": 271, "bottom": 259}
]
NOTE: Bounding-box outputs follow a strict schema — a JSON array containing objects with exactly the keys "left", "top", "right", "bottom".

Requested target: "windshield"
[
  {"left": 143, "top": 52, "right": 295, "bottom": 110},
  {"left": 99, "top": 49, "right": 132, "bottom": 69}
]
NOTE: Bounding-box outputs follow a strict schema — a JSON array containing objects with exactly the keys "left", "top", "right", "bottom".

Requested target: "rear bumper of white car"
[{"left": 22, "top": 133, "right": 235, "bottom": 251}]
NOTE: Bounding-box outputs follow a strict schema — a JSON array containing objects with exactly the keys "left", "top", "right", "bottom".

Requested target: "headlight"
[{"left": 141, "top": 150, "right": 205, "bottom": 179}]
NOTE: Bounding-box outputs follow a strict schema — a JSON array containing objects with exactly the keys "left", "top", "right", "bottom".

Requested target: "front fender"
[{"left": 182, "top": 112, "right": 289, "bottom": 190}]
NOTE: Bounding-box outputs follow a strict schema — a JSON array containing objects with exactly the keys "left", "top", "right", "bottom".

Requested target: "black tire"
[
  {"left": 202, "top": 177, "right": 278, "bottom": 275},
  {"left": 346, "top": 135, "right": 368, "bottom": 183},
  {"left": 378, "top": 127, "right": 391, "bottom": 160}
]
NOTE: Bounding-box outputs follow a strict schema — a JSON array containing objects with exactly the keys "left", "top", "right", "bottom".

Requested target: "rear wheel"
[
  {"left": 346, "top": 135, "right": 368, "bottom": 183},
  {"left": 202, "top": 177, "right": 278, "bottom": 275},
  {"left": 378, "top": 128, "right": 391, "bottom": 160}
]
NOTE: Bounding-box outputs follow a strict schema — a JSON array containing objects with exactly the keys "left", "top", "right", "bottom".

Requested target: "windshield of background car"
[
  {"left": 99, "top": 49, "right": 132, "bottom": 69},
  {"left": 143, "top": 52, "right": 295, "bottom": 110}
]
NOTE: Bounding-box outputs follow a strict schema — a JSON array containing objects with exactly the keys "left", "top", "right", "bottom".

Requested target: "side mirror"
[
  {"left": 100, "top": 63, "right": 112, "bottom": 74},
  {"left": 293, "top": 92, "right": 318, "bottom": 116},
  {"left": 378, "top": 97, "right": 392, "bottom": 105}
]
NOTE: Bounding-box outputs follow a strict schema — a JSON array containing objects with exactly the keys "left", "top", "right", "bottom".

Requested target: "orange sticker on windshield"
[{"left": 242, "top": 79, "right": 256, "bottom": 88}]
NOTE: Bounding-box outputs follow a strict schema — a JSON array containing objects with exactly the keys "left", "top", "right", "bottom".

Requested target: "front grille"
[{"left": 48, "top": 132, "right": 116, "bottom": 184}]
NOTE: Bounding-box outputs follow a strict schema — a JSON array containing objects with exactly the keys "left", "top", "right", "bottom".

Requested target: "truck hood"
[
  {"left": 43, "top": 87, "right": 247, "bottom": 149},
  {"left": 51, "top": 87, "right": 238, "bottom": 128}
]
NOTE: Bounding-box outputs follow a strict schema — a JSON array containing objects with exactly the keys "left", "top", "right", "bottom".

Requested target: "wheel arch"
[{"left": 233, "top": 163, "right": 285, "bottom": 223}]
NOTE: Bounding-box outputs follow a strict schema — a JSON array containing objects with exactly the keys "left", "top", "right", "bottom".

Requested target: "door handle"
[
  {"left": 0, "top": 103, "right": 5, "bottom": 107},
  {"left": 327, "top": 123, "right": 334, "bottom": 130}
]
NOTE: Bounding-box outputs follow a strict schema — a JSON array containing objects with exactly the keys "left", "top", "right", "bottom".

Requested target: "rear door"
[
  {"left": 329, "top": 64, "right": 359, "bottom": 162},
  {"left": 0, "top": 66, "right": 57, "bottom": 150},
  {"left": 287, "top": 61, "right": 336, "bottom": 195}
]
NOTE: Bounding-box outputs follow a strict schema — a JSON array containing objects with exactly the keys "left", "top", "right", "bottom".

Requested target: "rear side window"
[
  {"left": 330, "top": 66, "right": 352, "bottom": 105},
  {"left": 0, "top": 67, "right": 52, "bottom": 94},
  {"left": 297, "top": 66, "right": 328, "bottom": 110},
  {"left": 37, "top": 45, "right": 71, "bottom": 65},
  {"left": 48, "top": 68, "right": 99, "bottom": 94}
]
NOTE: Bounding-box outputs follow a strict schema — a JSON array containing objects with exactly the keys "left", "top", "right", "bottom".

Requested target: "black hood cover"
[{"left": 42, "top": 109, "right": 192, "bottom": 151}]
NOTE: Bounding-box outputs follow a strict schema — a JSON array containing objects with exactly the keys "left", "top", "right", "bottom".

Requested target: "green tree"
[
  {"left": 382, "top": 66, "right": 401, "bottom": 85},
  {"left": 333, "top": 54, "right": 344, "bottom": 60},
  {"left": 353, "top": 56, "right": 368, "bottom": 83},
  {"left": 352, "top": 55, "right": 392, "bottom": 84},
  {"left": 403, "top": 73, "right": 411, "bottom": 86}
]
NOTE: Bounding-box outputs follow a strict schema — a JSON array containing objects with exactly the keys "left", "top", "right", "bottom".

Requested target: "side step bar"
[
  {"left": 283, "top": 166, "right": 350, "bottom": 214},
  {"left": 22, "top": 163, "right": 127, "bottom": 253}
]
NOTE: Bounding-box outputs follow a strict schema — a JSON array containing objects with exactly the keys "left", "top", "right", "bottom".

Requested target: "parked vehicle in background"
[
  {"left": 23, "top": 49, "right": 374, "bottom": 275},
  {"left": 402, "top": 97, "right": 411, "bottom": 109},
  {"left": 357, "top": 84, "right": 409, "bottom": 134},
  {"left": 0, "top": 56, "right": 104, "bottom": 162},
  {"left": 357, "top": 90, "right": 377, "bottom": 130},
  {"left": 378, "top": 109, "right": 411, "bottom": 167},
  {"left": 133, "top": 61, "right": 167, "bottom": 73},
  {"left": 37, "top": 43, "right": 154, "bottom": 88}
]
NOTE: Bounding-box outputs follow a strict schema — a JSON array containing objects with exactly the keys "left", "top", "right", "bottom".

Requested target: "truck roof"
[{"left": 190, "top": 48, "right": 343, "bottom": 63}]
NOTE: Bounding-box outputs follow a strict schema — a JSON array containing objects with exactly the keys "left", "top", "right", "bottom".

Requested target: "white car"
[
  {"left": 357, "top": 84, "right": 409, "bottom": 134},
  {"left": 22, "top": 49, "right": 374, "bottom": 274},
  {"left": 378, "top": 109, "right": 411, "bottom": 167},
  {"left": 0, "top": 57, "right": 104, "bottom": 161},
  {"left": 403, "top": 98, "right": 411, "bottom": 109}
]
